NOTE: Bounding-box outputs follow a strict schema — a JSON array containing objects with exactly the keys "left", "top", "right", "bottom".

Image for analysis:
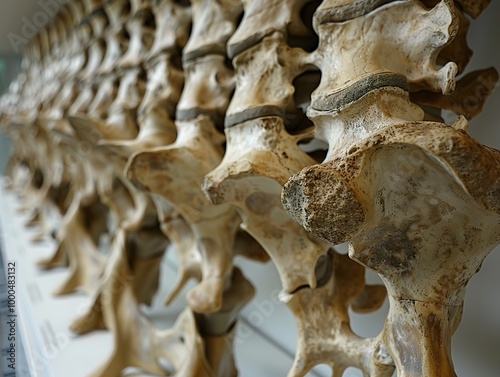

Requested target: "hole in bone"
[
  {"left": 142, "top": 8, "right": 156, "bottom": 30},
  {"left": 297, "top": 137, "right": 328, "bottom": 152},
  {"left": 156, "top": 357, "right": 176, "bottom": 375},
  {"left": 298, "top": 137, "right": 328, "bottom": 163},
  {"left": 292, "top": 71, "right": 322, "bottom": 117},
  {"left": 435, "top": 57, "right": 447, "bottom": 70},
  {"left": 120, "top": 366, "right": 161, "bottom": 376},
  {"left": 365, "top": 268, "right": 383, "bottom": 286},
  {"left": 348, "top": 275, "right": 388, "bottom": 339},
  {"left": 311, "top": 364, "right": 333, "bottom": 376},
  {"left": 33, "top": 169, "right": 44, "bottom": 188},
  {"left": 418, "top": 104, "right": 444, "bottom": 122},
  {"left": 171, "top": 54, "right": 183, "bottom": 72},
  {"left": 341, "top": 366, "right": 397, "bottom": 377},
  {"left": 287, "top": 0, "right": 321, "bottom": 52},
  {"left": 289, "top": 252, "right": 331, "bottom": 294},
  {"left": 120, "top": 1, "right": 131, "bottom": 20},
  {"left": 173, "top": 0, "right": 191, "bottom": 6},
  {"left": 95, "top": 12, "right": 110, "bottom": 29},
  {"left": 288, "top": 70, "right": 322, "bottom": 133},
  {"left": 442, "top": 109, "right": 460, "bottom": 125},
  {"left": 137, "top": 67, "right": 147, "bottom": 82},
  {"left": 342, "top": 366, "right": 365, "bottom": 377},
  {"left": 286, "top": 113, "right": 315, "bottom": 135},
  {"left": 119, "top": 366, "right": 141, "bottom": 376},
  {"left": 314, "top": 251, "right": 333, "bottom": 288},
  {"left": 119, "top": 27, "right": 131, "bottom": 45},
  {"left": 334, "top": 242, "right": 349, "bottom": 255}
]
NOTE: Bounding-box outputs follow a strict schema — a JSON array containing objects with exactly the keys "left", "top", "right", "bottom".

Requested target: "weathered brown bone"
[
  {"left": 280, "top": 2, "right": 500, "bottom": 376},
  {"left": 283, "top": 87, "right": 500, "bottom": 377}
]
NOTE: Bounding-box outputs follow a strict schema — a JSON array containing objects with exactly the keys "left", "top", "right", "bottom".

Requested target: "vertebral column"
[{"left": 282, "top": 1, "right": 500, "bottom": 376}]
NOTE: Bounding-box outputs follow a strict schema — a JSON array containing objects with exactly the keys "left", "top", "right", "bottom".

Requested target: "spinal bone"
[
  {"left": 281, "top": 1, "right": 500, "bottom": 375},
  {"left": 125, "top": 0, "right": 243, "bottom": 315},
  {"left": 2, "top": 1, "right": 500, "bottom": 376},
  {"left": 281, "top": 251, "right": 391, "bottom": 377},
  {"left": 203, "top": 0, "right": 329, "bottom": 294}
]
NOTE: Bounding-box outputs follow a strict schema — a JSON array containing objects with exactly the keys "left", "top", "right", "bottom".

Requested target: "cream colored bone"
[
  {"left": 280, "top": 1, "right": 500, "bottom": 375},
  {"left": 88, "top": 231, "right": 253, "bottom": 377},
  {"left": 148, "top": 0, "right": 191, "bottom": 58},
  {"left": 98, "top": 66, "right": 145, "bottom": 140},
  {"left": 85, "top": 74, "right": 119, "bottom": 120},
  {"left": 125, "top": 0, "right": 241, "bottom": 314},
  {"left": 281, "top": 251, "right": 391, "bottom": 377},
  {"left": 152, "top": 195, "right": 204, "bottom": 305},
  {"left": 104, "top": 0, "right": 131, "bottom": 27},
  {"left": 410, "top": 67, "right": 499, "bottom": 120},
  {"left": 99, "top": 0, "right": 132, "bottom": 73},
  {"left": 126, "top": 114, "right": 240, "bottom": 314},
  {"left": 110, "top": 51, "right": 183, "bottom": 151},
  {"left": 310, "top": 0, "right": 458, "bottom": 103},
  {"left": 182, "top": 0, "right": 242, "bottom": 61},
  {"left": 153, "top": 194, "right": 268, "bottom": 306},
  {"left": 203, "top": 116, "right": 330, "bottom": 293},
  {"left": 100, "top": 1, "right": 190, "bottom": 152},
  {"left": 62, "top": 116, "right": 163, "bottom": 333},
  {"left": 117, "top": 6, "right": 156, "bottom": 68},
  {"left": 83, "top": 0, "right": 103, "bottom": 14},
  {"left": 49, "top": 191, "right": 106, "bottom": 296},
  {"left": 203, "top": 23, "right": 328, "bottom": 293},
  {"left": 36, "top": 122, "right": 114, "bottom": 294},
  {"left": 176, "top": 55, "right": 234, "bottom": 123},
  {"left": 282, "top": 88, "right": 500, "bottom": 377},
  {"left": 84, "top": 228, "right": 174, "bottom": 377},
  {"left": 227, "top": 0, "right": 313, "bottom": 59},
  {"left": 2, "top": 1, "right": 499, "bottom": 376}
]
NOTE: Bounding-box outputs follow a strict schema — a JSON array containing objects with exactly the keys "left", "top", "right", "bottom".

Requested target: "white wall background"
[
  {"left": 0, "top": 55, "right": 19, "bottom": 172},
  {"left": 0, "top": 133, "right": 11, "bottom": 172}
]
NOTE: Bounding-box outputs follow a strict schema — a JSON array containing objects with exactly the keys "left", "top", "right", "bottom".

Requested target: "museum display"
[{"left": 0, "top": 0, "right": 498, "bottom": 376}]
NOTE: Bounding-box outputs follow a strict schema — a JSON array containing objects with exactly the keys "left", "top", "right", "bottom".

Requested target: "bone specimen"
[
  {"left": 203, "top": 0, "right": 329, "bottom": 294},
  {"left": 110, "top": 0, "right": 191, "bottom": 151},
  {"left": 116, "top": 6, "right": 156, "bottom": 69},
  {"left": 121, "top": 1, "right": 265, "bottom": 375},
  {"left": 282, "top": 1, "right": 500, "bottom": 376},
  {"left": 200, "top": 2, "right": 396, "bottom": 376},
  {"left": 65, "top": 119, "right": 163, "bottom": 335},
  {"left": 281, "top": 251, "right": 392, "bottom": 377},
  {"left": 61, "top": 5, "right": 243, "bottom": 376},
  {"left": 30, "top": 10, "right": 113, "bottom": 283},
  {"left": 1, "top": 0, "right": 499, "bottom": 377},
  {"left": 36, "top": 123, "right": 110, "bottom": 295},
  {"left": 127, "top": 0, "right": 242, "bottom": 315},
  {"left": 148, "top": 0, "right": 191, "bottom": 58},
  {"left": 52, "top": 3, "right": 181, "bottom": 352}
]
